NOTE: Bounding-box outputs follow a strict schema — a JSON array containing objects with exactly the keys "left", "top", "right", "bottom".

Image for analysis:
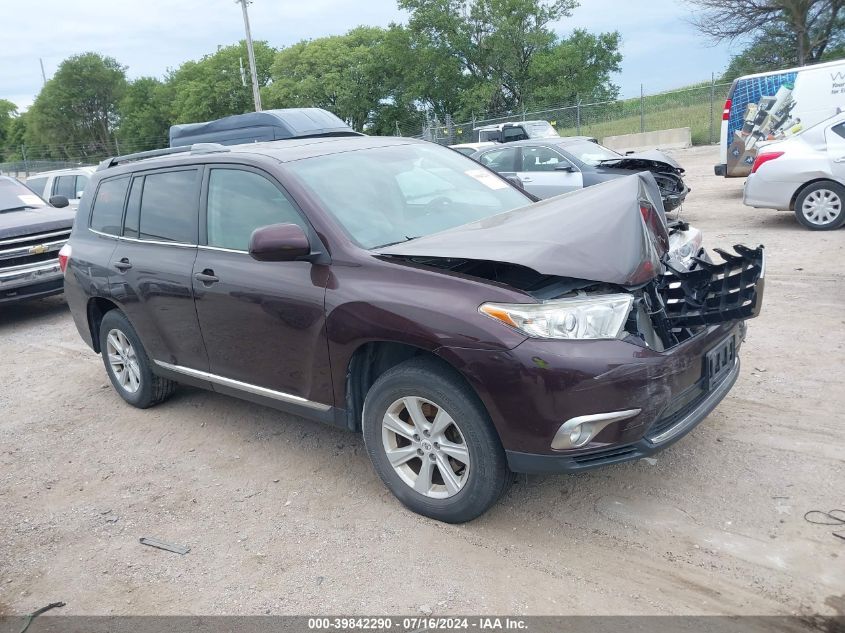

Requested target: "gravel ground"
[{"left": 0, "top": 145, "right": 843, "bottom": 617}]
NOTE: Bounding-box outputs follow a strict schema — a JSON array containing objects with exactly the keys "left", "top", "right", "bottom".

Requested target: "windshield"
[
  {"left": 286, "top": 143, "right": 531, "bottom": 249},
  {"left": 0, "top": 177, "right": 47, "bottom": 213},
  {"left": 525, "top": 121, "right": 559, "bottom": 138},
  {"left": 564, "top": 141, "right": 621, "bottom": 166}
]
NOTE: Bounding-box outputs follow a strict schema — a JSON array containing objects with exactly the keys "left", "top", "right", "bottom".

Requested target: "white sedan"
[{"left": 743, "top": 111, "right": 845, "bottom": 230}]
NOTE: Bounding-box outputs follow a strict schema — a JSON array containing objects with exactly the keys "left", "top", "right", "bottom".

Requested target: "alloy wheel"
[
  {"left": 106, "top": 328, "right": 141, "bottom": 394},
  {"left": 381, "top": 396, "right": 471, "bottom": 499},
  {"left": 802, "top": 188, "right": 842, "bottom": 226}
]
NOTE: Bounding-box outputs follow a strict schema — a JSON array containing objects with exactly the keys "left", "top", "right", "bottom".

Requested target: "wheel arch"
[
  {"left": 344, "top": 341, "right": 489, "bottom": 434},
  {"left": 87, "top": 296, "right": 120, "bottom": 353},
  {"left": 789, "top": 178, "right": 841, "bottom": 210}
]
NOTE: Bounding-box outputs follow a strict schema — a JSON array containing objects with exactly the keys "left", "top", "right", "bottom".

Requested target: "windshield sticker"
[
  {"left": 465, "top": 169, "right": 508, "bottom": 190},
  {"left": 18, "top": 194, "right": 43, "bottom": 205}
]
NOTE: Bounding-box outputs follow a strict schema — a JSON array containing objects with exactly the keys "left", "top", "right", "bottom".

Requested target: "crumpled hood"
[
  {"left": 0, "top": 206, "right": 76, "bottom": 240},
  {"left": 379, "top": 173, "right": 670, "bottom": 286},
  {"left": 598, "top": 149, "right": 684, "bottom": 173}
]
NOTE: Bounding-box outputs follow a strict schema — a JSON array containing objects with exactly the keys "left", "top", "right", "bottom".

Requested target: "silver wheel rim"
[
  {"left": 802, "top": 189, "right": 841, "bottom": 226},
  {"left": 381, "top": 396, "right": 470, "bottom": 499},
  {"left": 106, "top": 328, "right": 141, "bottom": 394}
]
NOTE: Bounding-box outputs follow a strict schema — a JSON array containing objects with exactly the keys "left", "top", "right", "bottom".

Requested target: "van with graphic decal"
[{"left": 715, "top": 58, "right": 845, "bottom": 178}]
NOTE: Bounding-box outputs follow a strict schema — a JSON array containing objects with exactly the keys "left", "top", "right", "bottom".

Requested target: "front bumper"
[
  {"left": 506, "top": 356, "right": 740, "bottom": 473},
  {"left": 0, "top": 260, "right": 64, "bottom": 303}
]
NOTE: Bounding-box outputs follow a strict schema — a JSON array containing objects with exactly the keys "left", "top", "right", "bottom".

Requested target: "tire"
[
  {"left": 362, "top": 357, "right": 511, "bottom": 523},
  {"left": 794, "top": 181, "right": 845, "bottom": 230},
  {"left": 98, "top": 310, "right": 176, "bottom": 409}
]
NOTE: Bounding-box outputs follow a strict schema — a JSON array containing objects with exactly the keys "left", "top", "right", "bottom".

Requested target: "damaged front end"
[
  {"left": 628, "top": 244, "right": 765, "bottom": 351},
  {"left": 598, "top": 151, "right": 690, "bottom": 212}
]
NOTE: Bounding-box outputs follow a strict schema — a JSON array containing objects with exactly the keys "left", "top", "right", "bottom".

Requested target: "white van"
[{"left": 715, "top": 58, "right": 845, "bottom": 177}]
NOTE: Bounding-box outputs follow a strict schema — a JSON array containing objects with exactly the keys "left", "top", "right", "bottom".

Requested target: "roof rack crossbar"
[{"left": 96, "top": 143, "right": 229, "bottom": 171}]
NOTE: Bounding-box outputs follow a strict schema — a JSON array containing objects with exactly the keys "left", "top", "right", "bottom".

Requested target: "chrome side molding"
[{"left": 154, "top": 360, "right": 332, "bottom": 411}]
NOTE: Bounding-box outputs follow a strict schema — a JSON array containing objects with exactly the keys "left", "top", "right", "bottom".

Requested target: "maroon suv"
[{"left": 61, "top": 136, "right": 764, "bottom": 522}]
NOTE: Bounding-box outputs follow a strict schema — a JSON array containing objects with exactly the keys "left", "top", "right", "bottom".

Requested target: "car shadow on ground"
[{"left": 0, "top": 295, "right": 68, "bottom": 331}]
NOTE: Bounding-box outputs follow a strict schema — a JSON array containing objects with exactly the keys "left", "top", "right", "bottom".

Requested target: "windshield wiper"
[{"left": 372, "top": 235, "right": 420, "bottom": 249}]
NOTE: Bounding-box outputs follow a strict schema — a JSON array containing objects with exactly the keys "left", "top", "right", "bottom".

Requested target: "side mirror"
[
  {"left": 249, "top": 223, "right": 311, "bottom": 262},
  {"left": 554, "top": 164, "right": 575, "bottom": 172},
  {"left": 49, "top": 195, "right": 69, "bottom": 208},
  {"left": 504, "top": 175, "right": 524, "bottom": 189}
]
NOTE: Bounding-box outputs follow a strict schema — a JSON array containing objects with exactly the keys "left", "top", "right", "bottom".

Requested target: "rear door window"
[
  {"left": 138, "top": 169, "right": 199, "bottom": 244},
  {"left": 90, "top": 177, "right": 130, "bottom": 235},
  {"left": 205, "top": 168, "right": 304, "bottom": 251},
  {"left": 75, "top": 175, "right": 90, "bottom": 197},
  {"left": 53, "top": 175, "right": 78, "bottom": 199}
]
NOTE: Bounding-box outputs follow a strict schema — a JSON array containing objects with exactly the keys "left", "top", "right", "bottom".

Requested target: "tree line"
[
  {"left": 1, "top": 0, "right": 842, "bottom": 164},
  {"left": 0, "top": 0, "right": 622, "bottom": 162}
]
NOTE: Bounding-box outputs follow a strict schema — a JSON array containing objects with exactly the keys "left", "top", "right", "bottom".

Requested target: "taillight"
[
  {"left": 722, "top": 99, "right": 732, "bottom": 121},
  {"left": 58, "top": 243, "right": 71, "bottom": 273},
  {"left": 639, "top": 203, "right": 669, "bottom": 251},
  {"left": 751, "top": 151, "right": 784, "bottom": 173}
]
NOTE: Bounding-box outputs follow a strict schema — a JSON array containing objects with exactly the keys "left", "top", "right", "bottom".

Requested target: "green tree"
[
  {"left": 0, "top": 99, "right": 19, "bottom": 149},
  {"left": 529, "top": 30, "right": 621, "bottom": 107},
  {"left": 264, "top": 27, "right": 392, "bottom": 131},
  {"left": 26, "top": 52, "right": 127, "bottom": 159},
  {"left": 168, "top": 41, "right": 275, "bottom": 123},
  {"left": 401, "top": 0, "right": 577, "bottom": 115},
  {"left": 118, "top": 77, "right": 172, "bottom": 152},
  {"left": 723, "top": 18, "right": 845, "bottom": 79},
  {"left": 689, "top": 0, "right": 845, "bottom": 67}
]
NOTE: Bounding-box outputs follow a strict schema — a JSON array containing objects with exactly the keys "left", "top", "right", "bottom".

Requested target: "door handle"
[
  {"left": 114, "top": 258, "right": 132, "bottom": 271},
  {"left": 835, "top": 156, "right": 845, "bottom": 163},
  {"left": 194, "top": 269, "right": 219, "bottom": 284},
  {"left": 520, "top": 176, "right": 533, "bottom": 182}
]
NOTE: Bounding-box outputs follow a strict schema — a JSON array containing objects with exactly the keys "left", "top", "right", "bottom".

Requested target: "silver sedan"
[{"left": 743, "top": 111, "right": 845, "bottom": 230}]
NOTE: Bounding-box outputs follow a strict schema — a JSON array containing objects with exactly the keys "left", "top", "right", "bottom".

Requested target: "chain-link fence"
[
  {"left": 421, "top": 81, "right": 732, "bottom": 147},
  {"left": 2, "top": 81, "right": 732, "bottom": 178}
]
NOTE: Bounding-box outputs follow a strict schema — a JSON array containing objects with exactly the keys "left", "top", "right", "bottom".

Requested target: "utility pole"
[
  {"left": 39, "top": 58, "right": 47, "bottom": 86},
  {"left": 236, "top": 0, "right": 262, "bottom": 112}
]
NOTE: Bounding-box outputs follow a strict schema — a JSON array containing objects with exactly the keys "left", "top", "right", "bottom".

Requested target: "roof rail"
[{"left": 96, "top": 143, "right": 230, "bottom": 171}]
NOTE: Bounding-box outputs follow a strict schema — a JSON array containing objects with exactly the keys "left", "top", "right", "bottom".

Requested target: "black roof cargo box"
[{"left": 168, "top": 108, "right": 361, "bottom": 147}]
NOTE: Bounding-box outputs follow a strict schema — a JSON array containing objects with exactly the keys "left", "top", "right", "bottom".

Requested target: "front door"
[
  {"left": 515, "top": 145, "right": 583, "bottom": 199},
  {"left": 192, "top": 165, "right": 332, "bottom": 407}
]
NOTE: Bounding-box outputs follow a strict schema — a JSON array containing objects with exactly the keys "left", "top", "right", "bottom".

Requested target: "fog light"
[{"left": 551, "top": 409, "right": 642, "bottom": 450}]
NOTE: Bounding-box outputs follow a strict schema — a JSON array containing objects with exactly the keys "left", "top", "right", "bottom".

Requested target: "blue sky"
[{"left": 0, "top": 0, "right": 736, "bottom": 111}]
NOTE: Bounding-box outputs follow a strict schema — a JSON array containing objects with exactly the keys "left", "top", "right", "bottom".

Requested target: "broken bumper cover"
[
  {"left": 0, "top": 259, "right": 64, "bottom": 303},
  {"left": 506, "top": 356, "right": 740, "bottom": 473}
]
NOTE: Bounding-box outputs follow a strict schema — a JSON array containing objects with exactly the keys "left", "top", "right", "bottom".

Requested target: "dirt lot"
[{"left": 1, "top": 145, "right": 843, "bottom": 617}]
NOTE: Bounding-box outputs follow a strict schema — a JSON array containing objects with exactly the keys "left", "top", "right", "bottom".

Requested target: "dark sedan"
[{"left": 471, "top": 137, "right": 690, "bottom": 211}]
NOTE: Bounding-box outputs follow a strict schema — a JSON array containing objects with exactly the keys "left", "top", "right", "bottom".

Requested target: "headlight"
[{"left": 479, "top": 294, "right": 633, "bottom": 340}]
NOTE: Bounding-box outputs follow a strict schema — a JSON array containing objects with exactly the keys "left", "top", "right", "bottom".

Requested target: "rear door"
[
  {"left": 515, "top": 145, "right": 583, "bottom": 199},
  {"left": 191, "top": 165, "right": 332, "bottom": 409},
  {"left": 826, "top": 122, "right": 845, "bottom": 183},
  {"left": 106, "top": 167, "right": 209, "bottom": 372}
]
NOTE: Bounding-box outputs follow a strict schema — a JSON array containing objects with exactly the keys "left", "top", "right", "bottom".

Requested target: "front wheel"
[
  {"left": 794, "top": 181, "right": 845, "bottom": 230},
  {"left": 362, "top": 357, "right": 511, "bottom": 523}
]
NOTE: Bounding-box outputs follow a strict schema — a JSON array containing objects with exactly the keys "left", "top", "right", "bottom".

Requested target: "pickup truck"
[{"left": 0, "top": 175, "right": 74, "bottom": 304}]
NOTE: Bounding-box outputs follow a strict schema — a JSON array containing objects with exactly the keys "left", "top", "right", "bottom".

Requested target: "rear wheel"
[
  {"left": 794, "top": 181, "right": 845, "bottom": 230},
  {"left": 98, "top": 310, "right": 176, "bottom": 408},
  {"left": 362, "top": 357, "right": 511, "bottom": 523}
]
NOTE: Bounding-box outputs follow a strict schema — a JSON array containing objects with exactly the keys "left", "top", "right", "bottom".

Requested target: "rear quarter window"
[
  {"left": 90, "top": 177, "right": 130, "bottom": 235},
  {"left": 26, "top": 177, "right": 48, "bottom": 196}
]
